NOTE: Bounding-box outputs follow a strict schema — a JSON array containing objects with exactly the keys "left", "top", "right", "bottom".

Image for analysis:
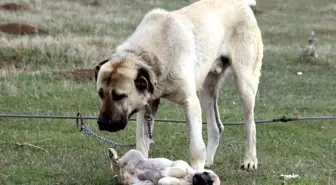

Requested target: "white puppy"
[{"left": 108, "top": 148, "right": 220, "bottom": 185}]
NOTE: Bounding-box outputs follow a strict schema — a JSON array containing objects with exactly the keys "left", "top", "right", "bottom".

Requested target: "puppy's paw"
[
  {"left": 108, "top": 148, "right": 118, "bottom": 160},
  {"left": 161, "top": 167, "right": 186, "bottom": 178},
  {"left": 240, "top": 154, "right": 258, "bottom": 170},
  {"left": 161, "top": 168, "right": 171, "bottom": 177},
  {"left": 158, "top": 177, "right": 181, "bottom": 185}
]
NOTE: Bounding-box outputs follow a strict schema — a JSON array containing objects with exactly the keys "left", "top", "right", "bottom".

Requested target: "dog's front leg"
[
  {"left": 183, "top": 95, "right": 206, "bottom": 171},
  {"left": 136, "top": 99, "right": 160, "bottom": 157}
]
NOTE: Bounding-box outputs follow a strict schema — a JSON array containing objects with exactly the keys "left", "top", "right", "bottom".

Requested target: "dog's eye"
[
  {"left": 112, "top": 90, "right": 127, "bottom": 101},
  {"left": 98, "top": 88, "right": 104, "bottom": 99}
]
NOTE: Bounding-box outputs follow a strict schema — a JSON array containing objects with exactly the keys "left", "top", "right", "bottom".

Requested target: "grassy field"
[{"left": 0, "top": 0, "right": 335, "bottom": 184}]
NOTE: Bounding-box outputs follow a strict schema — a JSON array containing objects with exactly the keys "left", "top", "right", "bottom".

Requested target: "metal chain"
[
  {"left": 144, "top": 105, "right": 153, "bottom": 140},
  {"left": 76, "top": 113, "right": 135, "bottom": 148}
]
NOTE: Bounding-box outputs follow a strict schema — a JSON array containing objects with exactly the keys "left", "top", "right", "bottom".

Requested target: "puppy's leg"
[
  {"left": 158, "top": 177, "right": 182, "bottom": 185},
  {"left": 161, "top": 160, "right": 190, "bottom": 178},
  {"left": 108, "top": 148, "right": 119, "bottom": 171},
  {"left": 118, "top": 149, "right": 146, "bottom": 168},
  {"left": 183, "top": 94, "right": 206, "bottom": 171},
  {"left": 125, "top": 171, "right": 154, "bottom": 185},
  {"left": 136, "top": 99, "right": 160, "bottom": 157},
  {"left": 131, "top": 179, "right": 154, "bottom": 185},
  {"left": 228, "top": 27, "right": 263, "bottom": 170},
  {"left": 200, "top": 57, "right": 231, "bottom": 167}
]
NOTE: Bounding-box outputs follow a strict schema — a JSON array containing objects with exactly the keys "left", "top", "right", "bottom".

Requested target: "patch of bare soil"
[
  {"left": 0, "top": 60, "right": 36, "bottom": 72},
  {"left": 314, "top": 28, "right": 336, "bottom": 36},
  {"left": 0, "top": 3, "right": 27, "bottom": 11},
  {"left": 0, "top": 23, "right": 38, "bottom": 35},
  {"left": 0, "top": 60, "right": 23, "bottom": 69},
  {"left": 53, "top": 69, "right": 95, "bottom": 80}
]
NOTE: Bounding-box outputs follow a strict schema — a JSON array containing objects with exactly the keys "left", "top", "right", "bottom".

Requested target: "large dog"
[
  {"left": 95, "top": 0, "right": 263, "bottom": 171},
  {"left": 108, "top": 148, "right": 220, "bottom": 185}
]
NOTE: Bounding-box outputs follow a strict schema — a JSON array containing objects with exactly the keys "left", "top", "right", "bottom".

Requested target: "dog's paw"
[
  {"left": 240, "top": 154, "right": 258, "bottom": 170},
  {"left": 205, "top": 160, "right": 213, "bottom": 168}
]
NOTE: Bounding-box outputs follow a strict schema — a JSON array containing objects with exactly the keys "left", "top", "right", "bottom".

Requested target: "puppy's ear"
[
  {"left": 135, "top": 68, "right": 154, "bottom": 94},
  {"left": 95, "top": 59, "right": 109, "bottom": 82}
]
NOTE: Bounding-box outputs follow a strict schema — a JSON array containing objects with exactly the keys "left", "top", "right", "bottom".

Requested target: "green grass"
[{"left": 0, "top": 0, "right": 335, "bottom": 184}]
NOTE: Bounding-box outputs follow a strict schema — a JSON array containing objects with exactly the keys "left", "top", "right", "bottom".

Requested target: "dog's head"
[
  {"left": 95, "top": 54, "right": 156, "bottom": 132},
  {"left": 192, "top": 170, "right": 220, "bottom": 185}
]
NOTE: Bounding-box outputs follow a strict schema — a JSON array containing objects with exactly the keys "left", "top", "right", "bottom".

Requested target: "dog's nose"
[
  {"left": 96, "top": 113, "right": 127, "bottom": 132},
  {"left": 97, "top": 113, "right": 111, "bottom": 129},
  {"left": 97, "top": 119, "right": 105, "bottom": 125},
  {"left": 97, "top": 117, "right": 108, "bottom": 125}
]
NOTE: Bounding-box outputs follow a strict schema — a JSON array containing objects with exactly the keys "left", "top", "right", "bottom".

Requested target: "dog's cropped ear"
[
  {"left": 135, "top": 68, "right": 155, "bottom": 94},
  {"left": 95, "top": 59, "right": 109, "bottom": 82}
]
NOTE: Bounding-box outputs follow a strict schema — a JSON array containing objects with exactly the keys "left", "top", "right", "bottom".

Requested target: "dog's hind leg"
[
  {"left": 136, "top": 99, "right": 160, "bottom": 157},
  {"left": 228, "top": 24, "right": 263, "bottom": 170},
  {"left": 200, "top": 56, "right": 231, "bottom": 167}
]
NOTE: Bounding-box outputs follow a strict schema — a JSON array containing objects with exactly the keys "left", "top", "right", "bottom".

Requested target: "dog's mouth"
[
  {"left": 97, "top": 116, "right": 127, "bottom": 132},
  {"left": 98, "top": 122, "right": 126, "bottom": 132},
  {"left": 128, "top": 109, "right": 139, "bottom": 119}
]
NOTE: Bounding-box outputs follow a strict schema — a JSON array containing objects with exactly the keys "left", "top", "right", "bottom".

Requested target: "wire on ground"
[{"left": 0, "top": 113, "right": 335, "bottom": 125}]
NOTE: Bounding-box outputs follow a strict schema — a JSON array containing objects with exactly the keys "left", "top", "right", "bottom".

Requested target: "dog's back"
[{"left": 173, "top": 0, "right": 261, "bottom": 89}]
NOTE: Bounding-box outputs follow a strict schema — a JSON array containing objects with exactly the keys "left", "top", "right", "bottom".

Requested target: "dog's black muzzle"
[{"left": 97, "top": 114, "right": 127, "bottom": 132}]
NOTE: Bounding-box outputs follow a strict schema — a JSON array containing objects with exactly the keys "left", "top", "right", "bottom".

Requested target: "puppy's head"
[
  {"left": 95, "top": 54, "right": 156, "bottom": 132},
  {"left": 192, "top": 170, "right": 220, "bottom": 185}
]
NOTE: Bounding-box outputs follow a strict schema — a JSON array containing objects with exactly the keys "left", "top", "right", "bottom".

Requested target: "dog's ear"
[
  {"left": 95, "top": 59, "right": 109, "bottom": 82},
  {"left": 135, "top": 68, "right": 154, "bottom": 94}
]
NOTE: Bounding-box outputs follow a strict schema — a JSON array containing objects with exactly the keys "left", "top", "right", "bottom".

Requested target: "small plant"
[{"left": 300, "top": 31, "right": 318, "bottom": 63}]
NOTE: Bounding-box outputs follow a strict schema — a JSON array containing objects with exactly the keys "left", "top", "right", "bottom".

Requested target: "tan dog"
[
  {"left": 108, "top": 148, "right": 220, "bottom": 185},
  {"left": 95, "top": 0, "right": 263, "bottom": 171}
]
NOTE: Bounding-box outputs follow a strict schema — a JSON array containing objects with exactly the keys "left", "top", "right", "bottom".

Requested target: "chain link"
[
  {"left": 76, "top": 113, "right": 135, "bottom": 148},
  {"left": 144, "top": 104, "right": 153, "bottom": 140}
]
